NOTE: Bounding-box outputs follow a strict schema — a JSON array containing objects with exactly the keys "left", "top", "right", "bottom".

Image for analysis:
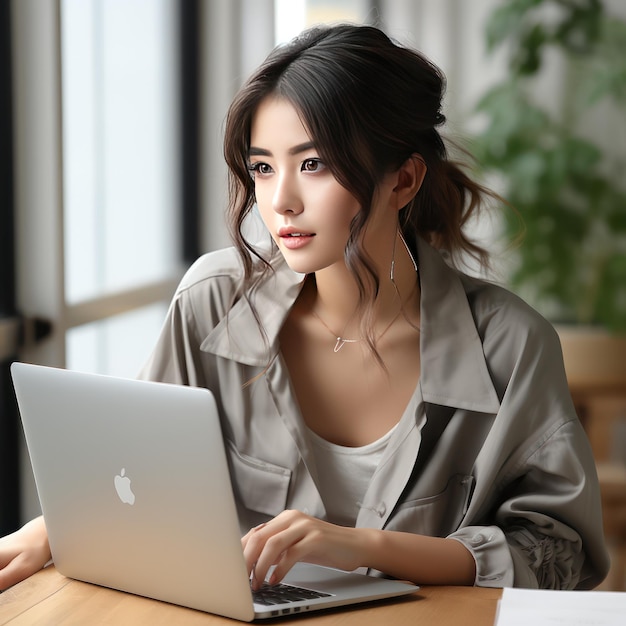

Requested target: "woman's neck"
[{"left": 306, "top": 235, "right": 420, "bottom": 335}]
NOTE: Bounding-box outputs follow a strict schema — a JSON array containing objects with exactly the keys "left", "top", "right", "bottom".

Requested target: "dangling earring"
[
  {"left": 390, "top": 229, "right": 418, "bottom": 285},
  {"left": 390, "top": 229, "right": 421, "bottom": 334}
]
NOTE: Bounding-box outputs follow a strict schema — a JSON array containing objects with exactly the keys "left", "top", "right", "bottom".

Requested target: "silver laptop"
[{"left": 11, "top": 362, "right": 418, "bottom": 621}]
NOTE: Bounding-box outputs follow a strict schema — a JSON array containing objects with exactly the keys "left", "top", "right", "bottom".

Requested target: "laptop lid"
[{"left": 11, "top": 362, "right": 418, "bottom": 621}]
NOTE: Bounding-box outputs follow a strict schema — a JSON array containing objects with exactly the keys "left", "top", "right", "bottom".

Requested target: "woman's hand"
[
  {"left": 241, "top": 510, "right": 477, "bottom": 589},
  {"left": 241, "top": 510, "right": 369, "bottom": 590},
  {"left": 0, "top": 516, "right": 51, "bottom": 591}
]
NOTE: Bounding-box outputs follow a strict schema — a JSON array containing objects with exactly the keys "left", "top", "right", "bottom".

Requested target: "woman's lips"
[
  {"left": 279, "top": 231, "right": 315, "bottom": 249},
  {"left": 277, "top": 227, "right": 315, "bottom": 250}
]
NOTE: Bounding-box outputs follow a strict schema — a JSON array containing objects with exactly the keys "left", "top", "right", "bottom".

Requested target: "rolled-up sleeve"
[{"left": 449, "top": 526, "right": 515, "bottom": 587}]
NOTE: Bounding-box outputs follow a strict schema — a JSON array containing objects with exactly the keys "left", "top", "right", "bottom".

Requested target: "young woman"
[{"left": 0, "top": 24, "right": 610, "bottom": 592}]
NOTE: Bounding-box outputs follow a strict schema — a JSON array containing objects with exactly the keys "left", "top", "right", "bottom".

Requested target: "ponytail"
[{"left": 404, "top": 154, "right": 498, "bottom": 270}]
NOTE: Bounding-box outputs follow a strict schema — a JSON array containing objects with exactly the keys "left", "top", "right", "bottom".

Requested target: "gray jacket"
[{"left": 139, "top": 237, "right": 610, "bottom": 590}]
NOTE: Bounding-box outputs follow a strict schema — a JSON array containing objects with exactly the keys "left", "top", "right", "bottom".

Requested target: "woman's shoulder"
[
  {"left": 458, "top": 274, "right": 567, "bottom": 391},
  {"left": 177, "top": 247, "right": 244, "bottom": 293},
  {"left": 175, "top": 244, "right": 279, "bottom": 299},
  {"left": 460, "top": 273, "right": 559, "bottom": 347},
  {"left": 458, "top": 273, "right": 570, "bottom": 400}
]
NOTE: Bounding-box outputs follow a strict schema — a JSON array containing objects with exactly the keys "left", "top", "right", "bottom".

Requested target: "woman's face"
[{"left": 248, "top": 96, "right": 363, "bottom": 275}]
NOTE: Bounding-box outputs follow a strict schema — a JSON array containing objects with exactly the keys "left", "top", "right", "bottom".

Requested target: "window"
[
  {"left": 61, "top": 0, "right": 182, "bottom": 376},
  {"left": 12, "top": 0, "right": 188, "bottom": 523}
]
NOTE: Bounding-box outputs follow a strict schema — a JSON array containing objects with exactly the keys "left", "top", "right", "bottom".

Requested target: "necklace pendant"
[{"left": 334, "top": 338, "right": 345, "bottom": 353}]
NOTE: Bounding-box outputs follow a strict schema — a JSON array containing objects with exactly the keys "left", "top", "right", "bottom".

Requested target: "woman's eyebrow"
[
  {"left": 248, "top": 146, "right": 270, "bottom": 157},
  {"left": 289, "top": 141, "right": 315, "bottom": 155},
  {"left": 248, "top": 142, "right": 315, "bottom": 158}
]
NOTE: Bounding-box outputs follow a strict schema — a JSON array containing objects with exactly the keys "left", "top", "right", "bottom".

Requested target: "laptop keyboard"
[{"left": 253, "top": 582, "right": 332, "bottom": 606}]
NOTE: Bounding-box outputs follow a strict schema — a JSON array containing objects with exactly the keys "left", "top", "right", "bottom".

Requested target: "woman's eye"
[
  {"left": 301, "top": 158, "right": 324, "bottom": 173},
  {"left": 247, "top": 162, "right": 273, "bottom": 178}
]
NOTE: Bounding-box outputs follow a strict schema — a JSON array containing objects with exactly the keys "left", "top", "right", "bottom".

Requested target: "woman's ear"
[{"left": 393, "top": 154, "right": 427, "bottom": 208}]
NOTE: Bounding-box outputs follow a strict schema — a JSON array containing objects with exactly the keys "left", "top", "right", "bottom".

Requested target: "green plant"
[{"left": 472, "top": 0, "right": 626, "bottom": 331}]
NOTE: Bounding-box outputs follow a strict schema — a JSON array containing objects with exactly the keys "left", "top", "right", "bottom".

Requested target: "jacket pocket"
[
  {"left": 225, "top": 439, "right": 292, "bottom": 517},
  {"left": 388, "top": 474, "right": 474, "bottom": 537}
]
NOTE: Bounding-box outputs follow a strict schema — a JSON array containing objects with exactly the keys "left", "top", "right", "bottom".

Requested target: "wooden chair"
[
  {"left": 559, "top": 328, "right": 626, "bottom": 591},
  {"left": 595, "top": 463, "right": 626, "bottom": 590}
]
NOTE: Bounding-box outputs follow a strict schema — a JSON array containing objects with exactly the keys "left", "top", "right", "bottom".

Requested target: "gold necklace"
[
  {"left": 310, "top": 310, "right": 360, "bottom": 352},
  {"left": 311, "top": 308, "right": 404, "bottom": 353}
]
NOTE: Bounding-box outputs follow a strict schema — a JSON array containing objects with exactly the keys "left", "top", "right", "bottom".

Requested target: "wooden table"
[{"left": 0, "top": 565, "right": 502, "bottom": 625}]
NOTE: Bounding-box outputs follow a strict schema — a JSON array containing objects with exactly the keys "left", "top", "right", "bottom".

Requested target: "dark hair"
[{"left": 223, "top": 24, "right": 497, "bottom": 349}]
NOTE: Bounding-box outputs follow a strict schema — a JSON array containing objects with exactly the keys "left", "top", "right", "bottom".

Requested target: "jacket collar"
[
  {"left": 416, "top": 239, "right": 500, "bottom": 413},
  {"left": 201, "top": 239, "right": 500, "bottom": 414},
  {"left": 199, "top": 248, "right": 304, "bottom": 365}
]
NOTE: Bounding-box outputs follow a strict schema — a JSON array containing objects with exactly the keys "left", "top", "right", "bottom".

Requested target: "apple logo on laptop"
[{"left": 114, "top": 468, "right": 135, "bottom": 505}]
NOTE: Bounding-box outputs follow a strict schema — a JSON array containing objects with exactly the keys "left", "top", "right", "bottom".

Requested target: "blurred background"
[{"left": 1, "top": 0, "right": 624, "bottom": 589}]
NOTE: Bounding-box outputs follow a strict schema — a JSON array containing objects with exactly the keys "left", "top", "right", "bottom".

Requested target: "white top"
[{"left": 307, "top": 425, "right": 398, "bottom": 527}]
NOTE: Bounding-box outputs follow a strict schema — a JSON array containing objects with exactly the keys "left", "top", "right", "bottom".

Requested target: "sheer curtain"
[{"left": 199, "top": 0, "right": 275, "bottom": 254}]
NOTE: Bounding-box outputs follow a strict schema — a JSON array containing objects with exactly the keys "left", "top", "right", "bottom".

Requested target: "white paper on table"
[{"left": 494, "top": 587, "right": 626, "bottom": 626}]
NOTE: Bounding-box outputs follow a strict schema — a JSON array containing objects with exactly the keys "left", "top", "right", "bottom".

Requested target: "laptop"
[{"left": 11, "top": 362, "right": 418, "bottom": 621}]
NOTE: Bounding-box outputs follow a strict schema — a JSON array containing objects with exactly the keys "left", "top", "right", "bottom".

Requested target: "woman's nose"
[{"left": 272, "top": 174, "right": 303, "bottom": 215}]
